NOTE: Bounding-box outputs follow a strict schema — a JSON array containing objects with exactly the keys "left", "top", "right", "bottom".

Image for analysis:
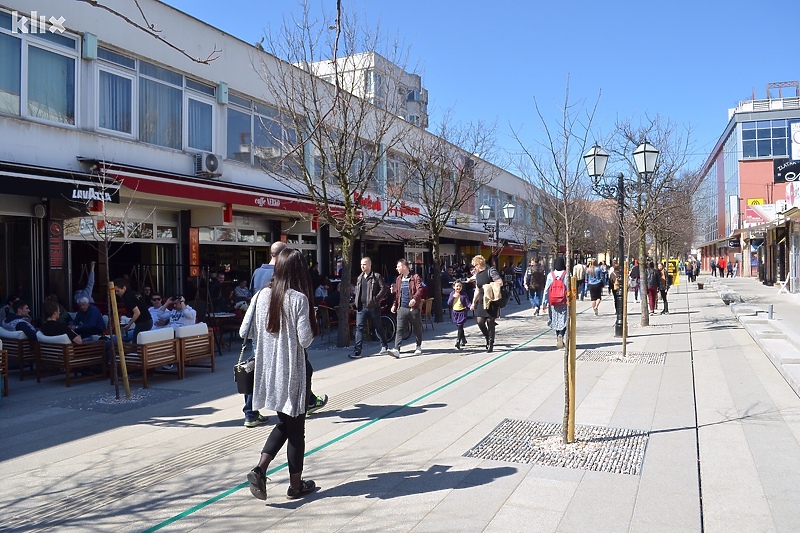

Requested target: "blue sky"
[{"left": 162, "top": 0, "right": 796, "bottom": 173}]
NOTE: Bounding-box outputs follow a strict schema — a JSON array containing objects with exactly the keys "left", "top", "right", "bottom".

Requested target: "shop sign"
[
  {"left": 49, "top": 221, "right": 63, "bottom": 269},
  {"left": 774, "top": 159, "right": 800, "bottom": 183},
  {"left": 728, "top": 239, "right": 741, "bottom": 248},
  {"left": 71, "top": 186, "right": 114, "bottom": 202},
  {"left": 188, "top": 228, "right": 200, "bottom": 277}
]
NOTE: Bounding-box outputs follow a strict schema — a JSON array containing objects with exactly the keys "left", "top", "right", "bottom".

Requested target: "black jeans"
[
  {"left": 261, "top": 411, "right": 306, "bottom": 474},
  {"left": 395, "top": 307, "right": 422, "bottom": 349}
]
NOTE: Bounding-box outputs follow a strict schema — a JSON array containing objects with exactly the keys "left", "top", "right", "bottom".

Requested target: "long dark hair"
[{"left": 267, "top": 248, "right": 318, "bottom": 335}]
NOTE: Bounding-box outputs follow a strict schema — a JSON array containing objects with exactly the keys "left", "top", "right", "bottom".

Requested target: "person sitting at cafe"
[
  {"left": 315, "top": 279, "right": 330, "bottom": 303},
  {"left": 233, "top": 279, "right": 252, "bottom": 304},
  {"left": 168, "top": 296, "right": 196, "bottom": 330},
  {"left": 2, "top": 299, "right": 37, "bottom": 340},
  {"left": 72, "top": 296, "right": 105, "bottom": 338},
  {"left": 46, "top": 294, "right": 72, "bottom": 324},
  {"left": 41, "top": 300, "right": 82, "bottom": 344}
]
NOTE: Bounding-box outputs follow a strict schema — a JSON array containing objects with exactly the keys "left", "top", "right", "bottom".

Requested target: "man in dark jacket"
[
  {"left": 351, "top": 257, "right": 390, "bottom": 359},
  {"left": 1, "top": 300, "right": 37, "bottom": 340}
]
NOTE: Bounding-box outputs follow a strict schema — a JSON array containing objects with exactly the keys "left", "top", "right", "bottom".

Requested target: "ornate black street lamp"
[
  {"left": 584, "top": 140, "right": 659, "bottom": 337},
  {"left": 479, "top": 202, "right": 515, "bottom": 265}
]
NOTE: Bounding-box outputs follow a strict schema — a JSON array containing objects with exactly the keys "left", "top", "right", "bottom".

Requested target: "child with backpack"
[{"left": 543, "top": 256, "right": 570, "bottom": 349}]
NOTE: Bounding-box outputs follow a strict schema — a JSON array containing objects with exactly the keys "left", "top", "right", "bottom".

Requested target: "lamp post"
[{"left": 480, "top": 202, "right": 515, "bottom": 265}]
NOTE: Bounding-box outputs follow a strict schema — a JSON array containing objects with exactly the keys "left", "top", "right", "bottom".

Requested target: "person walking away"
[
  {"left": 718, "top": 256, "right": 726, "bottom": 278},
  {"left": 241, "top": 248, "right": 319, "bottom": 501},
  {"left": 646, "top": 262, "right": 660, "bottom": 314},
  {"left": 389, "top": 259, "right": 424, "bottom": 358},
  {"left": 726, "top": 259, "right": 734, "bottom": 278},
  {"left": 448, "top": 281, "right": 470, "bottom": 350},
  {"left": 351, "top": 257, "right": 390, "bottom": 359},
  {"left": 251, "top": 241, "right": 287, "bottom": 293},
  {"left": 657, "top": 262, "right": 670, "bottom": 314},
  {"left": 733, "top": 259, "right": 739, "bottom": 278},
  {"left": 694, "top": 260, "right": 700, "bottom": 281},
  {"left": 572, "top": 260, "right": 587, "bottom": 302},
  {"left": 606, "top": 262, "right": 616, "bottom": 295},
  {"left": 543, "top": 256, "right": 570, "bottom": 348},
  {"left": 710, "top": 257, "right": 716, "bottom": 277},
  {"left": 469, "top": 255, "right": 503, "bottom": 352},
  {"left": 586, "top": 259, "right": 604, "bottom": 315},
  {"left": 629, "top": 260, "right": 640, "bottom": 302},
  {"left": 525, "top": 259, "right": 545, "bottom": 315}
]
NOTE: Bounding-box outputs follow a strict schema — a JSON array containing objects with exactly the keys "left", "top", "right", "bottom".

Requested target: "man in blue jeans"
[{"left": 350, "top": 257, "right": 390, "bottom": 359}]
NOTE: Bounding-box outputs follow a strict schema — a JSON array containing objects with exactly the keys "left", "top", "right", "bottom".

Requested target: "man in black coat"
[{"left": 350, "top": 257, "right": 389, "bottom": 359}]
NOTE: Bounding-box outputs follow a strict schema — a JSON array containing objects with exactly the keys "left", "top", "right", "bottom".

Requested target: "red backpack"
[{"left": 549, "top": 271, "right": 568, "bottom": 305}]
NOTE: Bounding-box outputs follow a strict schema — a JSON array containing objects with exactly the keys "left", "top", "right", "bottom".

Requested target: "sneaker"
[
  {"left": 160, "top": 364, "right": 175, "bottom": 371},
  {"left": 247, "top": 467, "right": 268, "bottom": 500},
  {"left": 387, "top": 348, "right": 400, "bottom": 359},
  {"left": 413, "top": 346, "right": 422, "bottom": 356},
  {"left": 306, "top": 394, "right": 328, "bottom": 414},
  {"left": 286, "top": 479, "right": 316, "bottom": 499},
  {"left": 244, "top": 413, "right": 269, "bottom": 428},
  {"left": 594, "top": 308, "right": 599, "bottom": 316},
  {"left": 377, "top": 346, "right": 389, "bottom": 356},
  {"left": 349, "top": 352, "right": 362, "bottom": 359}
]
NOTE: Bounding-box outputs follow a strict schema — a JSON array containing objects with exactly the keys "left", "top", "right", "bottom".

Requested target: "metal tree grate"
[
  {"left": 464, "top": 419, "right": 649, "bottom": 475},
  {"left": 56, "top": 388, "right": 195, "bottom": 414},
  {"left": 578, "top": 350, "right": 666, "bottom": 365}
]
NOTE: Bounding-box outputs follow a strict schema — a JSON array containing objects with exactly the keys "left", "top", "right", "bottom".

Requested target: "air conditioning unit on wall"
[{"left": 195, "top": 152, "right": 222, "bottom": 177}]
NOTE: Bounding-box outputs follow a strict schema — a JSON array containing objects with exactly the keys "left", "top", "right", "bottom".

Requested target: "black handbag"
[{"left": 234, "top": 292, "right": 258, "bottom": 395}]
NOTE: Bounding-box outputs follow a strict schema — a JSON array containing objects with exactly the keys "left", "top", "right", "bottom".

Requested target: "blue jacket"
[{"left": 74, "top": 304, "right": 105, "bottom": 337}]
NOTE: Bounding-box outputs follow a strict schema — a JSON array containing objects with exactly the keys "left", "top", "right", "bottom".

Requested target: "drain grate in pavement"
[
  {"left": 464, "top": 419, "right": 649, "bottom": 475},
  {"left": 578, "top": 350, "right": 666, "bottom": 365},
  {"left": 56, "top": 388, "right": 195, "bottom": 414}
]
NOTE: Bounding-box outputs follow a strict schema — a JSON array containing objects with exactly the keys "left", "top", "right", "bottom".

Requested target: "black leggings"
[
  {"left": 261, "top": 411, "right": 306, "bottom": 474},
  {"left": 476, "top": 317, "right": 495, "bottom": 340}
]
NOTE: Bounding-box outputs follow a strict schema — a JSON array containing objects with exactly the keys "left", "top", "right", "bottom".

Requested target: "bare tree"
[
  {"left": 608, "top": 115, "right": 694, "bottom": 326},
  {"left": 400, "top": 114, "right": 499, "bottom": 321},
  {"left": 76, "top": 0, "right": 220, "bottom": 63},
  {"left": 512, "top": 79, "right": 600, "bottom": 444},
  {"left": 258, "top": 1, "right": 413, "bottom": 346}
]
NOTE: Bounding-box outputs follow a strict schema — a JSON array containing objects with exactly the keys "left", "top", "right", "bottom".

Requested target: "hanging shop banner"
[
  {"left": 49, "top": 221, "right": 64, "bottom": 269},
  {"left": 188, "top": 228, "right": 200, "bottom": 277}
]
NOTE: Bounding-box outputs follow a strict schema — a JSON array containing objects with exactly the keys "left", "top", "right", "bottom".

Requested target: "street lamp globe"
[
  {"left": 502, "top": 202, "right": 515, "bottom": 222},
  {"left": 633, "top": 139, "right": 659, "bottom": 176},
  {"left": 583, "top": 144, "right": 609, "bottom": 182},
  {"left": 479, "top": 204, "right": 491, "bottom": 222}
]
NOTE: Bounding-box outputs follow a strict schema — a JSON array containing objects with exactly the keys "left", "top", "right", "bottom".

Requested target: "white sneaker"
[
  {"left": 387, "top": 348, "right": 400, "bottom": 359},
  {"left": 413, "top": 346, "right": 422, "bottom": 356},
  {"left": 377, "top": 346, "right": 389, "bottom": 356}
]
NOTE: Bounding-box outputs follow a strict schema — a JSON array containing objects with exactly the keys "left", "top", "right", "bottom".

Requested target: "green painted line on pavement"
[{"left": 143, "top": 324, "right": 555, "bottom": 533}]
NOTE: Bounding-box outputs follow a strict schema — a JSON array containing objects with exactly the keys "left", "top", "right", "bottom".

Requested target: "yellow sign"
[
  {"left": 748, "top": 198, "right": 764, "bottom": 206},
  {"left": 667, "top": 259, "right": 680, "bottom": 286}
]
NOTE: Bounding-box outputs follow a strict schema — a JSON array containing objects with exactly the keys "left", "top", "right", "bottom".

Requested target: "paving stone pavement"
[{"left": 1, "top": 275, "right": 799, "bottom": 532}]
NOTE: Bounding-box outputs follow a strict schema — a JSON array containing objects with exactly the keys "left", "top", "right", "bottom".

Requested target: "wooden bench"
[
  {"left": 35, "top": 332, "right": 107, "bottom": 387},
  {"left": 0, "top": 328, "right": 36, "bottom": 380},
  {"left": 176, "top": 323, "right": 215, "bottom": 377},
  {"left": 120, "top": 328, "right": 180, "bottom": 388},
  {"left": 0, "top": 341, "right": 8, "bottom": 396}
]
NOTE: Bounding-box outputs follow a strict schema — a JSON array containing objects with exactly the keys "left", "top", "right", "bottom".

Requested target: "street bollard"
[{"left": 768, "top": 304, "right": 774, "bottom": 320}]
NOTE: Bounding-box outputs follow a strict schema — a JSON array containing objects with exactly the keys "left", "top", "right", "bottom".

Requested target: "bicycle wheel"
[
  {"left": 380, "top": 315, "right": 396, "bottom": 341},
  {"left": 402, "top": 320, "right": 412, "bottom": 340}
]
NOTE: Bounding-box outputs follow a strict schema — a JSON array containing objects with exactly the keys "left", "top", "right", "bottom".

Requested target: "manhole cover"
[
  {"left": 578, "top": 350, "right": 666, "bottom": 365},
  {"left": 465, "top": 419, "right": 649, "bottom": 475}
]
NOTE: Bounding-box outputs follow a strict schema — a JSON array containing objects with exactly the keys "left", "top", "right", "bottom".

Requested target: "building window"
[
  {"left": 98, "top": 70, "right": 133, "bottom": 133},
  {"left": 741, "top": 119, "right": 788, "bottom": 159},
  {"left": 27, "top": 45, "right": 75, "bottom": 124},
  {"left": 0, "top": 32, "right": 20, "bottom": 115},
  {"left": 137, "top": 61, "right": 185, "bottom": 149},
  {"left": 187, "top": 98, "right": 212, "bottom": 151},
  {"left": 226, "top": 106, "right": 252, "bottom": 163}
]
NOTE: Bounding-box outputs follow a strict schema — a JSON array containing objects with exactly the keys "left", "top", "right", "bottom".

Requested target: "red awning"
[{"left": 94, "top": 161, "right": 324, "bottom": 216}]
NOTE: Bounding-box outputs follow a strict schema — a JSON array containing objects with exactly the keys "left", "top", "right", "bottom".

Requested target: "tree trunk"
[
  {"left": 431, "top": 236, "right": 444, "bottom": 322},
  {"left": 337, "top": 235, "right": 354, "bottom": 347}
]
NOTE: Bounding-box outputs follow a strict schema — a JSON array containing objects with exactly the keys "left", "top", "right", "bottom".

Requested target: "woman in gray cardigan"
[{"left": 241, "top": 248, "right": 319, "bottom": 501}]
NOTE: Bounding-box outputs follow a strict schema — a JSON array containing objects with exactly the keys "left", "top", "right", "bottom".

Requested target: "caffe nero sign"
[{"left": 774, "top": 159, "right": 800, "bottom": 183}]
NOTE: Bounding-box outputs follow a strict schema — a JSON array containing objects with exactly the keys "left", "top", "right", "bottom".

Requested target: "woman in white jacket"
[{"left": 241, "top": 248, "right": 319, "bottom": 501}]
